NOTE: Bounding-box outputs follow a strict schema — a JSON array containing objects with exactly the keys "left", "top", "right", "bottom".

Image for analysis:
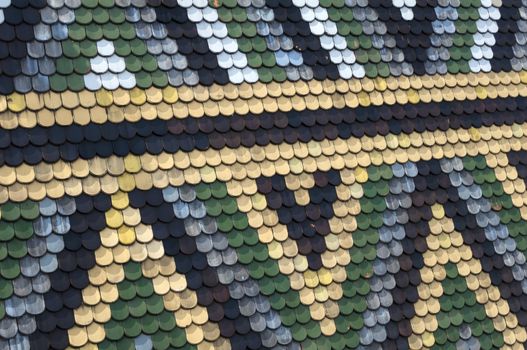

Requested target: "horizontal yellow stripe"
[
  {"left": 0, "top": 123, "right": 525, "bottom": 204},
  {"left": 0, "top": 71, "right": 525, "bottom": 129}
]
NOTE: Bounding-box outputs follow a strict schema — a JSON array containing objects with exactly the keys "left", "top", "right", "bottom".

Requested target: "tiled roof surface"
[{"left": 2, "top": 0, "right": 527, "bottom": 349}]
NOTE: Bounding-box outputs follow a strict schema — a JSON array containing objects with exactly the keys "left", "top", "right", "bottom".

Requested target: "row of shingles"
[
  {"left": 0, "top": 196, "right": 82, "bottom": 350},
  {"left": 27, "top": 193, "right": 108, "bottom": 349},
  {"left": 0, "top": 66, "right": 522, "bottom": 122},
  {"left": 1, "top": 96, "right": 527, "bottom": 168},
  {"left": 128, "top": 184, "right": 299, "bottom": 349},
  {"left": 3, "top": 110, "right": 521, "bottom": 208}
]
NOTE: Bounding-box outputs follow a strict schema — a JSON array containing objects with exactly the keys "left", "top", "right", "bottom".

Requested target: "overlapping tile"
[{"left": 4, "top": 0, "right": 527, "bottom": 349}]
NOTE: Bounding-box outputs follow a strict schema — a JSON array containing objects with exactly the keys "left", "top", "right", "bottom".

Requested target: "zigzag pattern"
[{"left": 3, "top": 0, "right": 527, "bottom": 349}]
